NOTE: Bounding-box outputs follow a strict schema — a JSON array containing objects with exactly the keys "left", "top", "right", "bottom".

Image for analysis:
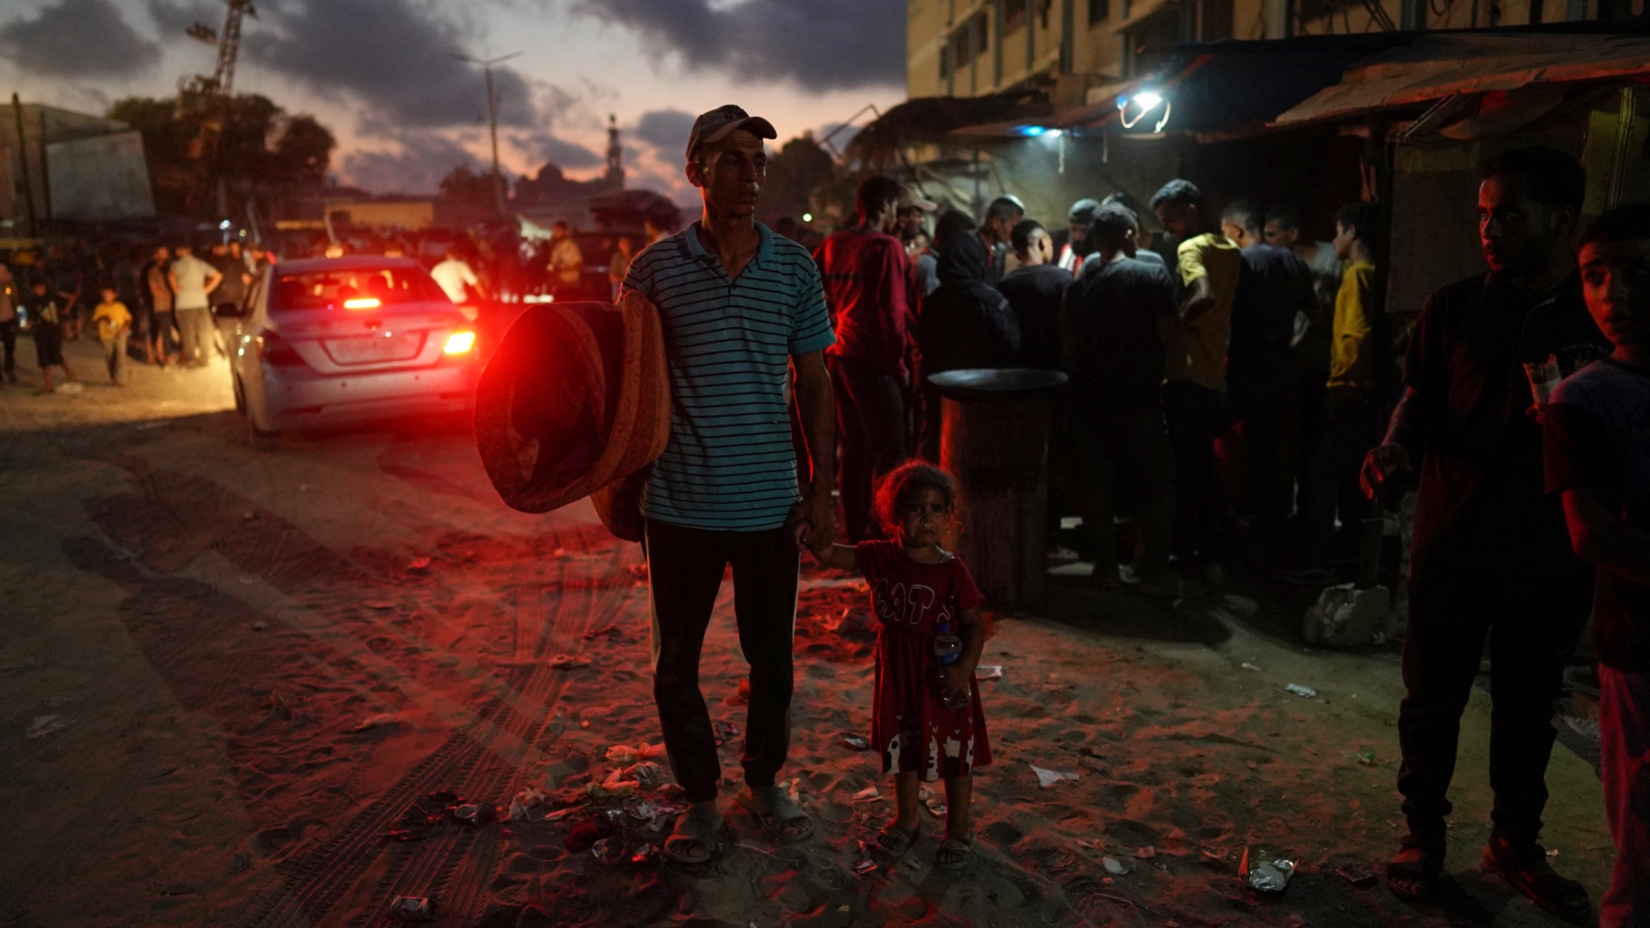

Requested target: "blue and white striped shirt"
[{"left": 623, "top": 222, "right": 835, "bottom": 531}]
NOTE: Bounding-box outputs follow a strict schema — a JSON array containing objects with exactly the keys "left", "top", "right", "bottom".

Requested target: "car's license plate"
[{"left": 324, "top": 332, "right": 424, "bottom": 364}]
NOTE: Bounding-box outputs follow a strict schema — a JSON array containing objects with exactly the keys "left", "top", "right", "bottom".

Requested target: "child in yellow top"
[{"left": 93, "top": 287, "right": 132, "bottom": 386}]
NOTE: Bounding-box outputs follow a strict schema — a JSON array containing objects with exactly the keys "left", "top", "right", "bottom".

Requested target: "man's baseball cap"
[
  {"left": 686, "top": 104, "right": 777, "bottom": 161},
  {"left": 899, "top": 185, "right": 938, "bottom": 213}
]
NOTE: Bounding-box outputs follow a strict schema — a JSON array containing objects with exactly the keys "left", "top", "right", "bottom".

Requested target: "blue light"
[{"left": 1017, "top": 125, "right": 1047, "bottom": 137}]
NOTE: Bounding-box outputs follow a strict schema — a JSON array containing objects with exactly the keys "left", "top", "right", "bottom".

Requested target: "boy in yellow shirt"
[
  {"left": 93, "top": 286, "right": 132, "bottom": 386},
  {"left": 1299, "top": 201, "right": 1383, "bottom": 565}
]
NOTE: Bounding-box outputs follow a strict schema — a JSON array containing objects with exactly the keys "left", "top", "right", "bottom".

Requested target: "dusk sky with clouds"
[{"left": 0, "top": 0, "right": 907, "bottom": 204}]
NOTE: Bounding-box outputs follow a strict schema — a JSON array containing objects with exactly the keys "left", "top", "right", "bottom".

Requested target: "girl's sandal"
[
  {"left": 872, "top": 822, "right": 920, "bottom": 858},
  {"left": 935, "top": 836, "right": 974, "bottom": 871}
]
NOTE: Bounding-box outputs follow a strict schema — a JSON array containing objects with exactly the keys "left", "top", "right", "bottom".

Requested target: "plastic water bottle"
[{"left": 933, "top": 621, "right": 969, "bottom": 708}]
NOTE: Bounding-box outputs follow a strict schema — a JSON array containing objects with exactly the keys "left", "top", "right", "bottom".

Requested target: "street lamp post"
[{"left": 453, "top": 51, "right": 521, "bottom": 215}]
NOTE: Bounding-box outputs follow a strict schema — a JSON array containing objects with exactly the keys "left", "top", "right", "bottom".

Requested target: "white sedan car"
[{"left": 226, "top": 256, "right": 481, "bottom": 444}]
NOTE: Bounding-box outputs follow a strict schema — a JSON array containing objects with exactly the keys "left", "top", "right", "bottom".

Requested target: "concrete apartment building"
[{"left": 906, "top": 0, "right": 1633, "bottom": 111}]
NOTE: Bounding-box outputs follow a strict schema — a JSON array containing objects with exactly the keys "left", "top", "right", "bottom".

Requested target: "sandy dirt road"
[{"left": 0, "top": 337, "right": 1612, "bottom": 928}]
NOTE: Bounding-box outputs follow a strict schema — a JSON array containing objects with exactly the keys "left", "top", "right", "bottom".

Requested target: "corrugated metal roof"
[{"left": 1274, "top": 33, "right": 1650, "bottom": 126}]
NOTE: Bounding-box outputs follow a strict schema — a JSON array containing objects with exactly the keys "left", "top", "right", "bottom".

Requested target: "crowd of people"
[
  {"left": 0, "top": 239, "right": 271, "bottom": 393},
  {"left": 816, "top": 169, "right": 1391, "bottom": 593},
  {"left": 810, "top": 147, "right": 1646, "bottom": 924}
]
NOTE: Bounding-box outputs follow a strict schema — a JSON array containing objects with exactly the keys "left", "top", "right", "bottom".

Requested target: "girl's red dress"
[{"left": 855, "top": 540, "right": 993, "bottom": 780}]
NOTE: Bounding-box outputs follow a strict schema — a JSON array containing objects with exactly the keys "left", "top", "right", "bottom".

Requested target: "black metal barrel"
[{"left": 929, "top": 368, "right": 1067, "bottom": 608}]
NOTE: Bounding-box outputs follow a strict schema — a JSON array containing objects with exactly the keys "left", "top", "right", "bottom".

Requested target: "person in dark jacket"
[
  {"left": 1224, "top": 200, "right": 1318, "bottom": 566},
  {"left": 914, "top": 211, "right": 1020, "bottom": 459}
]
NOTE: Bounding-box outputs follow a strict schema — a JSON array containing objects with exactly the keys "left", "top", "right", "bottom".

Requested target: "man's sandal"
[
  {"left": 737, "top": 784, "right": 815, "bottom": 843},
  {"left": 936, "top": 836, "right": 974, "bottom": 871},
  {"left": 872, "top": 822, "right": 920, "bottom": 858},
  {"left": 661, "top": 804, "right": 723, "bottom": 864}
]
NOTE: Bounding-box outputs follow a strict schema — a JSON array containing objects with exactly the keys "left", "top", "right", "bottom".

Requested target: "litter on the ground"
[
  {"left": 1285, "top": 684, "right": 1317, "bottom": 698},
  {"left": 851, "top": 785, "right": 880, "bottom": 801},
  {"left": 406, "top": 557, "right": 431, "bottom": 572},
  {"left": 1240, "top": 847, "right": 1296, "bottom": 892},
  {"left": 353, "top": 713, "right": 400, "bottom": 732},
  {"left": 853, "top": 858, "right": 879, "bottom": 874},
  {"left": 1335, "top": 865, "right": 1378, "bottom": 888},
  {"left": 591, "top": 836, "right": 624, "bottom": 864},
  {"left": 1341, "top": 749, "right": 1376, "bottom": 766},
  {"left": 1303, "top": 583, "right": 1389, "bottom": 648},
  {"left": 250, "top": 621, "right": 270, "bottom": 631},
  {"left": 587, "top": 769, "right": 640, "bottom": 800},
  {"left": 549, "top": 654, "right": 591, "bottom": 669},
  {"left": 605, "top": 742, "right": 667, "bottom": 763},
  {"left": 451, "top": 803, "right": 495, "bottom": 827},
  {"left": 1103, "top": 857, "right": 1128, "bottom": 875},
  {"left": 507, "top": 788, "right": 551, "bottom": 821},
  {"left": 977, "top": 665, "right": 1004, "bottom": 680},
  {"left": 1030, "top": 764, "right": 1080, "bottom": 788},
  {"left": 918, "top": 784, "right": 947, "bottom": 817},
  {"left": 630, "top": 845, "right": 659, "bottom": 865},
  {"left": 714, "top": 720, "right": 740, "bottom": 746},
  {"left": 626, "top": 761, "right": 666, "bottom": 789},
  {"left": 388, "top": 895, "right": 433, "bottom": 921},
  {"left": 27, "top": 715, "right": 68, "bottom": 739},
  {"left": 1241, "top": 662, "right": 1261, "bottom": 671},
  {"left": 1134, "top": 845, "right": 1156, "bottom": 859},
  {"left": 840, "top": 734, "right": 871, "bottom": 750}
]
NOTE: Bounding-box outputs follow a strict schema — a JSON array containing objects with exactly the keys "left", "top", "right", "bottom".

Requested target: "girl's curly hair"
[{"left": 873, "top": 461, "right": 961, "bottom": 535}]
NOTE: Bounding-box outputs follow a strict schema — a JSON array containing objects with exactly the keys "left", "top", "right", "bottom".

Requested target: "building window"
[
  {"left": 1090, "top": 0, "right": 1110, "bottom": 23},
  {"left": 1006, "top": 0, "right": 1029, "bottom": 30},
  {"left": 947, "top": 10, "right": 991, "bottom": 70}
]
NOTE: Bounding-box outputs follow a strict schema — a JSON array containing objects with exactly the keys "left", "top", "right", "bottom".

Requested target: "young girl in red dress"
[{"left": 809, "top": 462, "right": 991, "bottom": 870}]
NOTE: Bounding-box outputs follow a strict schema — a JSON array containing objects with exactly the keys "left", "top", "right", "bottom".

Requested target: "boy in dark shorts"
[
  {"left": 21, "top": 279, "right": 76, "bottom": 394},
  {"left": 1543, "top": 203, "right": 1650, "bottom": 928}
]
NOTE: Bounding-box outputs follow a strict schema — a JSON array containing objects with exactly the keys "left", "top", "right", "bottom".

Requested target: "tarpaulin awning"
[{"left": 1273, "top": 33, "right": 1650, "bottom": 126}]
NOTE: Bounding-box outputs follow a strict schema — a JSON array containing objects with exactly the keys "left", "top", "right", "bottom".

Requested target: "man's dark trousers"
[
  {"left": 1163, "top": 379, "right": 1224, "bottom": 563},
  {"left": 829, "top": 354, "right": 906, "bottom": 541},
  {"left": 645, "top": 518, "right": 799, "bottom": 804},
  {"left": 0, "top": 317, "right": 16, "bottom": 378},
  {"left": 1397, "top": 565, "right": 1592, "bottom": 851}
]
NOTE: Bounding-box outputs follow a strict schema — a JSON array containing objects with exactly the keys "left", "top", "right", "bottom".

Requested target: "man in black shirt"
[
  {"left": 1362, "top": 148, "right": 1607, "bottom": 921},
  {"left": 999, "top": 219, "right": 1071, "bottom": 372},
  {"left": 1224, "top": 201, "right": 1316, "bottom": 565},
  {"left": 1062, "top": 203, "right": 1182, "bottom": 594}
]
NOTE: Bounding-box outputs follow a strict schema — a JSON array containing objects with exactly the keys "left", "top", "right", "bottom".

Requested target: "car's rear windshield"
[{"left": 271, "top": 266, "right": 447, "bottom": 312}]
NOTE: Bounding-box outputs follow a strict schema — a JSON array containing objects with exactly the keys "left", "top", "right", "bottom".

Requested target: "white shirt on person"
[
  {"left": 170, "top": 255, "right": 216, "bottom": 310},
  {"left": 430, "top": 258, "right": 479, "bottom": 304}
]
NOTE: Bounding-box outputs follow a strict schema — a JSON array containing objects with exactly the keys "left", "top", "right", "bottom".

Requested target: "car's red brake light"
[
  {"left": 257, "top": 329, "right": 305, "bottom": 367},
  {"left": 443, "top": 331, "right": 475, "bottom": 355}
]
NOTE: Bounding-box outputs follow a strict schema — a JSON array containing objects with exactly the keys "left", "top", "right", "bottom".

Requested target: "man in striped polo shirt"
[{"left": 621, "top": 105, "right": 837, "bottom": 862}]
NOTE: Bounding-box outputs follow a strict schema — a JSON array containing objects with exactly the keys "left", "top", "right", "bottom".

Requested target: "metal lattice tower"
[{"left": 182, "top": 0, "right": 257, "bottom": 99}]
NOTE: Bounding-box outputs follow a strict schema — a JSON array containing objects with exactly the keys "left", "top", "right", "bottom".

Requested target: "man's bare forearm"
[{"left": 794, "top": 353, "right": 835, "bottom": 499}]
